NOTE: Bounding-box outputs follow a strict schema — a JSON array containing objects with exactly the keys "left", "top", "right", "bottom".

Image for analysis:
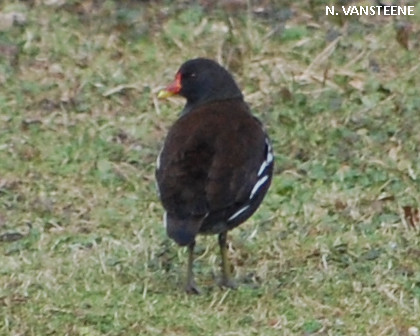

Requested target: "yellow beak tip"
[{"left": 158, "top": 90, "right": 174, "bottom": 99}]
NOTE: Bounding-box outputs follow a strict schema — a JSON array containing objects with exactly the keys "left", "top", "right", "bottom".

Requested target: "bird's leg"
[
  {"left": 218, "top": 231, "right": 237, "bottom": 289},
  {"left": 184, "top": 240, "right": 201, "bottom": 294}
]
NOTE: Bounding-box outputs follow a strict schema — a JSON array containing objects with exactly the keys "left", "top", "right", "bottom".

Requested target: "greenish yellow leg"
[
  {"left": 184, "top": 241, "right": 201, "bottom": 294},
  {"left": 218, "top": 232, "right": 237, "bottom": 289}
]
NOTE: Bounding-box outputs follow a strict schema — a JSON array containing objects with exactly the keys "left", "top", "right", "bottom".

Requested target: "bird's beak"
[{"left": 158, "top": 72, "right": 182, "bottom": 99}]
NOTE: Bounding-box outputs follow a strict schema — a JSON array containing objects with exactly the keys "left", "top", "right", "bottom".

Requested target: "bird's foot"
[
  {"left": 218, "top": 276, "right": 238, "bottom": 290},
  {"left": 184, "top": 280, "right": 201, "bottom": 295}
]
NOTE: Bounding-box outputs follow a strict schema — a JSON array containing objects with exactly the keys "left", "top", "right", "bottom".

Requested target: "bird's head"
[{"left": 158, "top": 58, "right": 243, "bottom": 109}]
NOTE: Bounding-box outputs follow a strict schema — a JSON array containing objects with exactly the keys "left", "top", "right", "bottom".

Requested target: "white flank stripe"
[
  {"left": 257, "top": 139, "right": 273, "bottom": 176},
  {"left": 265, "top": 138, "right": 272, "bottom": 151},
  {"left": 257, "top": 160, "right": 269, "bottom": 177},
  {"left": 250, "top": 175, "right": 269, "bottom": 200},
  {"left": 265, "top": 139, "right": 273, "bottom": 164},
  {"left": 228, "top": 205, "right": 250, "bottom": 221}
]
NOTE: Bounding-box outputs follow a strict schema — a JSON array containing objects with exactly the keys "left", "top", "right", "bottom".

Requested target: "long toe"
[
  {"left": 218, "top": 276, "right": 238, "bottom": 290},
  {"left": 185, "top": 280, "right": 201, "bottom": 295}
]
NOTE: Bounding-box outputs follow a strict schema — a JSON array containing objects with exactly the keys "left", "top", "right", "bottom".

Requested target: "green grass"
[{"left": 1, "top": 1, "right": 420, "bottom": 335}]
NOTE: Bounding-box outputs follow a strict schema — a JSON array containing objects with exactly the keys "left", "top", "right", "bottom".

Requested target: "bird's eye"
[{"left": 184, "top": 72, "right": 196, "bottom": 79}]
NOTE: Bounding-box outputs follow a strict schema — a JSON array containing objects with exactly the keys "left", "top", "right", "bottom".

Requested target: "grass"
[{"left": 1, "top": 0, "right": 420, "bottom": 335}]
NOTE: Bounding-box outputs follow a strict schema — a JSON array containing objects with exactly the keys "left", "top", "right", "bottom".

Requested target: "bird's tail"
[{"left": 165, "top": 212, "right": 205, "bottom": 246}]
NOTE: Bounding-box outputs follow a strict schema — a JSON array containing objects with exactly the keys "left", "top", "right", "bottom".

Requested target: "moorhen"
[{"left": 156, "top": 58, "right": 273, "bottom": 293}]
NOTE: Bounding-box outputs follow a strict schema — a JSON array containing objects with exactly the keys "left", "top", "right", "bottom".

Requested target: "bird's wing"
[{"left": 156, "top": 100, "right": 267, "bottom": 219}]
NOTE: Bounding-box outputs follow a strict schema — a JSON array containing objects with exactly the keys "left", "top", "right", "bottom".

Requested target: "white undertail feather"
[
  {"left": 156, "top": 148, "right": 163, "bottom": 170},
  {"left": 163, "top": 211, "right": 167, "bottom": 228}
]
